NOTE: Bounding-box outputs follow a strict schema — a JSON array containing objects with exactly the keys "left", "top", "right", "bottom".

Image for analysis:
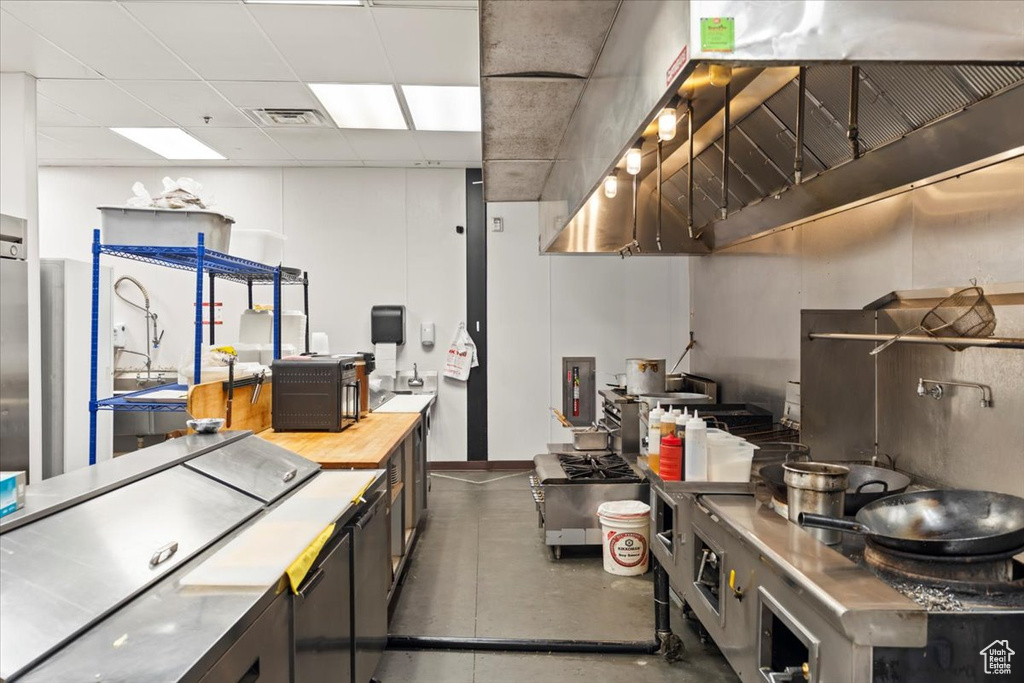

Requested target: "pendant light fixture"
[
  {"left": 603, "top": 171, "right": 618, "bottom": 199},
  {"left": 708, "top": 64, "right": 733, "bottom": 87},
  {"left": 658, "top": 97, "right": 680, "bottom": 142},
  {"left": 625, "top": 139, "right": 643, "bottom": 175}
]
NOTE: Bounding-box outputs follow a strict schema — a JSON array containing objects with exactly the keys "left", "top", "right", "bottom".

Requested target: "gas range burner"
[
  {"left": 863, "top": 538, "right": 1024, "bottom": 600},
  {"left": 556, "top": 453, "right": 640, "bottom": 482}
]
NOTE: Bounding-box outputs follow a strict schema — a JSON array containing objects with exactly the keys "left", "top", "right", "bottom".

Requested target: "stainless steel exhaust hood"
[{"left": 480, "top": 1, "right": 1024, "bottom": 255}]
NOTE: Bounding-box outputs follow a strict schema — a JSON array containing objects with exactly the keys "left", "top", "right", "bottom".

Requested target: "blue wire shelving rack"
[{"left": 88, "top": 228, "right": 308, "bottom": 465}]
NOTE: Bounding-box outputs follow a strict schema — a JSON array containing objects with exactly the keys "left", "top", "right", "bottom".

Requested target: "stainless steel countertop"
[
  {"left": 17, "top": 469, "right": 388, "bottom": 683},
  {"left": 699, "top": 494, "right": 927, "bottom": 647},
  {"left": 0, "top": 430, "right": 251, "bottom": 533}
]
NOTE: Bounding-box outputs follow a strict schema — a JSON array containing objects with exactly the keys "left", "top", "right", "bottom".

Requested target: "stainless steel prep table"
[{"left": 0, "top": 431, "right": 387, "bottom": 683}]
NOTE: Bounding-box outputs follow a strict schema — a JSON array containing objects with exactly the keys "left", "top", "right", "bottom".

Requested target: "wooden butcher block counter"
[{"left": 258, "top": 412, "right": 419, "bottom": 469}]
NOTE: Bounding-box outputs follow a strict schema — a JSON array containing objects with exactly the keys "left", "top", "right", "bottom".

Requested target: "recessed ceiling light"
[
  {"left": 401, "top": 85, "right": 480, "bottom": 132},
  {"left": 110, "top": 128, "right": 225, "bottom": 160},
  {"left": 309, "top": 83, "right": 407, "bottom": 130},
  {"left": 243, "top": 1, "right": 364, "bottom": 6}
]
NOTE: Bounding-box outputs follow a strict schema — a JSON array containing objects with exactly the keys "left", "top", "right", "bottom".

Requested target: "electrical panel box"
[
  {"left": 561, "top": 357, "right": 596, "bottom": 427},
  {"left": 371, "top": 305, "right": 405, "bottom": 345}
]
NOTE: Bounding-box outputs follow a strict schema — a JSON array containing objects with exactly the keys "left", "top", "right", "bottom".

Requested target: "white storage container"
[
  {"left": 99, "top": 206, "right": 234, "bottom": 252},
  {"left": 239, "top": 309, "right": 273, "bottom": 344},
  {"left": 230, "top": 229, "right": 286, "bottom": 265},
  {"left": 708, "top": 438, "right": 759, "bottom": 482}
]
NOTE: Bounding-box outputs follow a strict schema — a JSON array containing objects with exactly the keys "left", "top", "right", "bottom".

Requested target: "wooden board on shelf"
[
  {"left": 187, "top": 379, "right": 273, "bottom": 433},
  {"left": 259, "top": 413, "right": 419, "bottom": 469}
]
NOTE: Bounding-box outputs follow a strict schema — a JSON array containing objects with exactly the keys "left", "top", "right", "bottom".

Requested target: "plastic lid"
[
  {"left": 661, "top": 435, "right": 682, "bottom": 447},
  {"left": 676, "top": 412, "right": 688, "bottom": 423},
  {"left": 687, "top": 410, "right": 706, "bottom": 428}
]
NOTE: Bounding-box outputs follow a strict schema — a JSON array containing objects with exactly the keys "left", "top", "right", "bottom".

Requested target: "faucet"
[
  {"left": 408, "top": 363, "right": 424, "bottom": 388},
  {"left": 917, "top": 378, "right": 992, "bottom": 408}
]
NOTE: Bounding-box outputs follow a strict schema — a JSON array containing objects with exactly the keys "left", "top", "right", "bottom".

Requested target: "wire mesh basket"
[{"left": 871, "top": 284, "right": 996, "bottom": 354}]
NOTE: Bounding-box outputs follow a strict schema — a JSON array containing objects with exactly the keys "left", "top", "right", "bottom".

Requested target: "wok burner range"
[{"left": 529, "top": 449, "right": 647, "bottom": 559}]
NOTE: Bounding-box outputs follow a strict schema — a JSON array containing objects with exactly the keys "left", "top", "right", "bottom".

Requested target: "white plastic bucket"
[
  {"left": 596, "top": 500, "right": 651, "bottom": 576},
  {"left": 708, "top": 439, "right": 760, "bottom": 482}
]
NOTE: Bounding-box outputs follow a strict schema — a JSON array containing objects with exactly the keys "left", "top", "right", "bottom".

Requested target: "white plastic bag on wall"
[{"left": 443, "top": 322, "right": 479, "bottom": 382}]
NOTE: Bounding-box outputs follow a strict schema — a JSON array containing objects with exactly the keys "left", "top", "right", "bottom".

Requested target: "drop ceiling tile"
[
  {"left": 125, "top": 2, "right": 293, "bottom": 81},
  {"left": 210, "top": 81, "right": 320, "bottom": 111},
  {"left": 372, "top": 7, "right": 479, "bottom": 85},
  {"left": 482, "top": 160, "right": 552, "bottom": 201},
  {"left": 480, "top": 0, "right": 618, "bottom": 78},
  {"left": 481, "top": 78, "right": 584, "bottom": 159},
  {"left": 117, "top": 80, "right": 252, "bottom": 128},
  {"left": 37, "top": 80, "right": 174, "bottom": 127},
  {"left": 38, "top": 126, "right": 164, "bottom": 160},
  {"left": 0, "top": 9, "right": 101, "bottom": 79},
  {"left": 1, "top": 1, "right": 193, "bottom": 79},
  {"left": 415, "top": 131, "right": 481, "bottom": 162},
  {"left": 264, "top": 128, "right": 359, "bottom": 161},
  {"left": 299, "top": 160, "right": 365, "bottom": 167},
  {"left": 186, "top": 127, "right": 292, "bottom": 161},
  {"left": 343, "top": 130, "right": 423, "bottom": 162},
  {"left": 248, "top": 5, "right": 392, "bottom": 83},
  {"left": 36, "top": 94, "right": 98, "bottom": 127}
]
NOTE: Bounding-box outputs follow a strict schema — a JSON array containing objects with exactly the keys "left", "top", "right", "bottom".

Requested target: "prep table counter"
[{"left": 0, "top": 432, "right": 388, "bottom": 683}]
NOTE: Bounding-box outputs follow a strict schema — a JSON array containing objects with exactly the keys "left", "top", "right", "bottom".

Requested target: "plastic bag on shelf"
[{"left": 123, "top": 177, "right": 213, "bottom": 210}]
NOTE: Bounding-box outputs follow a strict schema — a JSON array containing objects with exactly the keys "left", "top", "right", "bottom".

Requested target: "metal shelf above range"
[
  {"left": 94, "top": 383, "right": 189, "bottom": 412},
  {"left": 808, "top": 332, "right": 1024, "bottom": 350}
]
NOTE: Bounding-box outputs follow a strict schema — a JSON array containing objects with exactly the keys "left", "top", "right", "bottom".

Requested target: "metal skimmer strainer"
[{"left": 870, "top": 284, "right": 996, "bottom": 355}]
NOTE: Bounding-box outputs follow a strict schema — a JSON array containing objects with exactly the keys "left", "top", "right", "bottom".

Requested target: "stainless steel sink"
[
  {"left": 113, "top": 371, "right": 188, "bottom": 453},
  {"left": 393, "top": 370, "right": 438, "bottom": 395}
]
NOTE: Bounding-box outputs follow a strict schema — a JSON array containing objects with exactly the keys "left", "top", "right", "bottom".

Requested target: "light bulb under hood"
[{"left": 625, "top": 140, "right": 643, "bottom": 175}]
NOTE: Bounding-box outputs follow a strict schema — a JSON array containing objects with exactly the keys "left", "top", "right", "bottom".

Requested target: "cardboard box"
[{"left": 0, "top": 471, "right": 26, "bottom": 518}]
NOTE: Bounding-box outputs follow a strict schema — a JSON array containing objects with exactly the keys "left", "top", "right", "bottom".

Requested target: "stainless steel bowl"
[{"left": 187, "top": 418, "right": 225, "bottom": 434}]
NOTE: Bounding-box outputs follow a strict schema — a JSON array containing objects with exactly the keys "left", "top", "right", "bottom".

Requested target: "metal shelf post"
[{"left": 88, "top": 229, "right": 101, "bottom": 466}]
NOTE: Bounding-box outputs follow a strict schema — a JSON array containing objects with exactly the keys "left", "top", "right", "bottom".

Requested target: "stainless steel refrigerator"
[{"left": 0, "top": 213, "right": 29, "bottom": 478}]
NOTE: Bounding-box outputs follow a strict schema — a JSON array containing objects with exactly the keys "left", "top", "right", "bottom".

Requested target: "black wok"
[
  {"left": 799, "top": 489, "right": 1024, "bottom": 556},
  {"left": 760, "top": 463, "right": 911, "bottom": 515}
]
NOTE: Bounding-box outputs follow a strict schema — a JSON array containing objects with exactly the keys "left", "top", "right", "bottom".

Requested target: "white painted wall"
[
  {"left": 1, "top": 72, "right": 40, "bottom": 481},
  {"left": 38, "top": 166, "right": 468, "bottom": 460},
  {"left": 487, "top": 202, "right": 690, "bottom": 461}
]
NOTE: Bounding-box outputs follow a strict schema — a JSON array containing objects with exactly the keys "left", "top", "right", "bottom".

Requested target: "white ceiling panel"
[
  {"left": 249, "top": 5, "right": 392, "bottom": 83},
  {"left": 372, "top": 7, "right": 479, "bottom": 85},
  {"left": 1, "top": 1, "right": 194, "bottom": 79},
  {"left": 117, "top": 80, "right": 253, "bottom": 128},
  {"left": 343, "top": 130, "right": 423, "bottom": 162},
  {"left": 186, "top": 127, "right": 293, "bottom": 161},
  {"left": 0, "top": 9, "right": 101, "bottom": 79},
  {"left": 415, "top": 131, "right": 481, "bottom": 162},
  {"left": 36, "top": 94, "right": 98, "bottom": 127},
  {"left": 265, "top": 128, "right": 360, "bottom": 160},
  {"left": 299, "top": 160, "right": 365, "bottom": 167},
  {"left": 125, "top": 2, "right": 293, "bottom": 81},
  {"left": 210, "top": 81, "right": 321, "bottom": 111},
  {"left": 37, "top": 80, "right": 174, "bottom": 127},
  {"left": 38, "top": 126, "right": 165, "bottom": 160}
]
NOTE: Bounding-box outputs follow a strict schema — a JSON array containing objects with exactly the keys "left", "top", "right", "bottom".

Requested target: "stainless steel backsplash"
[{"left": 689, "top": 156, "right": 1024, "bottom": 494}]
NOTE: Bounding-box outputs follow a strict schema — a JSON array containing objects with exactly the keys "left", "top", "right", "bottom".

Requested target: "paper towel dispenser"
[{"left": 371, "top": 305, "right": 405, "bottom": 345}]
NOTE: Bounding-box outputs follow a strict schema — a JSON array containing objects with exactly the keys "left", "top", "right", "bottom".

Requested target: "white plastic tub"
[
  {"left": 99, "top": 206, "right": 234, "bottom": 251},
  {"left": 708, "top": 438, "right": 759, "bottom": 482},
  {"left": 596, "top": 500, "right": 651, "bottom": 576},
  {"left": 230, "top": 229, "right": 286, "bottom": 265}
]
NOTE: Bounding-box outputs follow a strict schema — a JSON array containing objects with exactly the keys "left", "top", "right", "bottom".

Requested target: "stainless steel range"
[
  {"left": 647, "top": 475, "right": 1024, "bottom": 683},
  {"left": 530, "top": 448, "right": 647, "bottom": 559}
]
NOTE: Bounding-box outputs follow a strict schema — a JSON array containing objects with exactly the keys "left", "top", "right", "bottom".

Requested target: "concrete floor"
[{"left": 377, "top": 470, "right": 739, "bottom": 683}]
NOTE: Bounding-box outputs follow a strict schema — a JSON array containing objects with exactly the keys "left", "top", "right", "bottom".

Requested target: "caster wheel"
[{"left": 660, "top": 633, "right": 686, "bottom": 663}]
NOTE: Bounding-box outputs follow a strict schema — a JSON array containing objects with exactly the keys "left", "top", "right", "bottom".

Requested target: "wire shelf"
[
  {"left": 99, "top": 244, "right": 304, "bottom": 285},
  {"left": 94, "top": 383, "right": 189, "bottom": 412}
]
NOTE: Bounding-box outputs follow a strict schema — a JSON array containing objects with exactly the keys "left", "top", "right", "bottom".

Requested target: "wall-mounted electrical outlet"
[
  {"left": 491, "top": 216, "right": 504, "bottom": 232},
  {"left": 112, "top": 323, "right": 127, "bottom": 349}
]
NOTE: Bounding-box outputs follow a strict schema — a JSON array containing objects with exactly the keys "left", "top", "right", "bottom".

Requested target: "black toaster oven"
[{"left": 272, "top": 357, "right": 361, "bottom": 432}]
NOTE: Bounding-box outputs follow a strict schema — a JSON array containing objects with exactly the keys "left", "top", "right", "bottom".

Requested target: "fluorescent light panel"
[
  {"left": 243, "top": 1, "right": 364, "bottom": 6},
  {"left": 309, "top": 83, "right": 407, "bottom": 130},
  {"left": 401, "top": 85, "right": 480, "bottom": 132},
  {"left": 111, "top": 128, "right": 225, "bottom": 160}
]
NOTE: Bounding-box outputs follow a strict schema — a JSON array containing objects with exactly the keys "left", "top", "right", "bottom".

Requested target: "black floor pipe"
[{"left": 388, "top": 556, "right": 674, "bottom": 656}]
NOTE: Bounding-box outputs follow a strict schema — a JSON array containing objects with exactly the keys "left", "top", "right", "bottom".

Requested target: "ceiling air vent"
[{"left": 243, "top": 108, "right": 328, "bottom": 128}]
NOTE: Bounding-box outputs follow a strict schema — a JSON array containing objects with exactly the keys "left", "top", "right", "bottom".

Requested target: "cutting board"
[
  {"left": 187, "top": 378, "right": 273, "bottom": 433},
  {"left": 180, "top": 471, "right": 378, "bottom": 588}
]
